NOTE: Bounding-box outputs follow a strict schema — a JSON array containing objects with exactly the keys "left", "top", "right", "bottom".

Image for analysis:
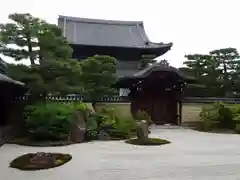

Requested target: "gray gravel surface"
[{"left": 1, "top": 127, "right": 240, "bottom": 180}]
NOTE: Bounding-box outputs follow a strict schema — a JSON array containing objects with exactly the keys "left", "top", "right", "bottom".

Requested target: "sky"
[{"left": 1, "top": 0, "right": 240, "bottom": 67}]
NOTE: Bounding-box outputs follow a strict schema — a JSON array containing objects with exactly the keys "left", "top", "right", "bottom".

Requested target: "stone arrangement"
[
  {"left": 136, "top": 120, "right": 149, "bottom": 141},
  {"left": 68, "top": 111, "right": 86, "bottom": 143}
]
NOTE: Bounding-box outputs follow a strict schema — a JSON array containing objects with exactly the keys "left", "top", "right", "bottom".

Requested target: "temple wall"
[
  {"left": 182, "top": 103, "right": 203, "bottom": 122},
  {"left": 95, "top": 103, "right": 133, "bottom": 119},
  {"left": 95, "top": 103, "right": 204, "bottom": 123}
]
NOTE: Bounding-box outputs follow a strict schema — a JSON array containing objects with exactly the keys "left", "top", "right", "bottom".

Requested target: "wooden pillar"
[
  {"left": 178, "top": 101, "right": 183, "bottom": 125},
  {"left": 178, "top": 81, "right": 185, "bottom": 125}
]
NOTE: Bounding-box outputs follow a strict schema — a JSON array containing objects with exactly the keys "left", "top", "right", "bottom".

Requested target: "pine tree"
[{"left": 0, "top": 13, "right": 72, "bottom": 65}]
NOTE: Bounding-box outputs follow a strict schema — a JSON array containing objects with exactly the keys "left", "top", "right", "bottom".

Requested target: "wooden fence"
[{"left": 14, "top": 95, "right": 240, "bottom": 104}]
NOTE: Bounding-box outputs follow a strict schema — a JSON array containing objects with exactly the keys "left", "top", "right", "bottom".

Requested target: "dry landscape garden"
[{"left": 0, "top": 13, "right": 240, "bottom": 179}]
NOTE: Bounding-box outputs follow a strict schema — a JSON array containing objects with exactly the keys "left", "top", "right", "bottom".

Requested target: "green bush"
[
  {"left": 109, "top": 117, "right": 137, "bottom": 139},
  {"left": 73, "top": 103, "right": 92, "bottom": 116},
  {"left": 230, "top": 105, "right": 240, "bottom": 125},
  {"left": 104, "top": 106, "right": 137, "bottom": 139},
  {"left": 85, "top": 106, "right": 136, "bottom": 140},
  {"left": 218, "top": 106, "right": 234, "bottom": 129},
  {"left": 85, "top": 111, "right": 115, "bottom": 140},
  {"left": 24, "top": 102, "right": 90, "bottom": 141},
  {"left": 199, "top": 101, "right": 240, "bottom": 131},
  {"left": 199, "top": 102, "right": 221, "bottom": 131},
  {"left": 233, "top": 115, "right": 240, "bottom": 125}
]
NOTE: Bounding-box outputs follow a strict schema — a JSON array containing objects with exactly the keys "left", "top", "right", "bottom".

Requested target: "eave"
[
  {"left": 115, "top": 64, "right": 194, "bottom": 88},
  {"left": 0, "top": 73, "right": 25, "bottom": 86}
]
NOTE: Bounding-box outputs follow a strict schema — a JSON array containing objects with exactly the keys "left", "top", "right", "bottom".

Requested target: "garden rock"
[
  {"left": 98, "top": 130, "right": 110, "bottom": 141},
  {"left": 136, "top": 120, "right": 149, "bottom": 140},
  {"left": 69, "top": 111, "right": 86, "bottom": 143}
]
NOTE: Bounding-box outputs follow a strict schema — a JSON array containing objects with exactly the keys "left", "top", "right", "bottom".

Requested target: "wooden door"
[
  {"left": 150, "top": 97, "right": 178, "bottom": 125},
  {"left": 166, "top": 100, "right": 178, "bottom": 124},
  {"left": 130, "top": 94, "right": 178, "bottom": 125},
  {"left": 151, "top": 98, "right": 166, "bottom": 124}
]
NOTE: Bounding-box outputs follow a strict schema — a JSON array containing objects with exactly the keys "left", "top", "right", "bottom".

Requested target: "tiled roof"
[{"left": 58, "top": 15, "right": 172, "bottom": 49}]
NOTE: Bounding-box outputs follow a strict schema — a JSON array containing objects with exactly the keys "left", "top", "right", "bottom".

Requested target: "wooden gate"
[
  {"left": 116, "top": 64, "right": 187, "bottom": 125},
  {"left": 131, "top": 93, "right": 178, "bottom": 125}
]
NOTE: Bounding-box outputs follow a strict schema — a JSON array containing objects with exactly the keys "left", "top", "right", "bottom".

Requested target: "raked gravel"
[{"left": 1, "top": 127, "right": 240, "bottom": 180}]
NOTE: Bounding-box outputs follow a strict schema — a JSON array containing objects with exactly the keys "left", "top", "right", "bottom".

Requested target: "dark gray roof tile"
[
  {"left": 133, "top": 63, "right": 184, "bottom": 78},
  {"left": 58, "top": 15, "right": 172, "bottom": 49}
]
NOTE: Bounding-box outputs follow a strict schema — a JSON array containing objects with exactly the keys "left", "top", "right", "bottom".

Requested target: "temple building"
[
  {"left": 58, "top": 15, "right": 172, "bottom": 77},
  {"left": 58, "top": 15, "right": 194, "bottom": 125}
]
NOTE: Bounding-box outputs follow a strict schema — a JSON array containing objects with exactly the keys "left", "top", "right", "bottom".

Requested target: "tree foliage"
[
  {"left": 38, "top": 59, "right": 82, "bottom": 95},
  {"left": 0, "top": 13, "right": 80, "bottom": 97},
  {"left": 7, "top": 64, "right": 47, "bottom": 96},
  {"left": 181, "top": 47, "right": 240, "bottom": 97},
  {"left": 0, "top": 13, "right": 72, "bottom": 65},
  {"left": 1, "top": 13, "right": 117, "bottom": 100},
  {"left": 37, "top": 23, "right": 72, "bottom": 63},
  {"left": 7, "top": 59, "right": 82, "bottom": 96},
  {"left": 80, "top": 55, "right": 117, "bottom": 101}
]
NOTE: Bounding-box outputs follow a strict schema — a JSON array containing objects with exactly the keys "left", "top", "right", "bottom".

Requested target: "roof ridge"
[{"left": 58, "top": 15, "right": 143, "bottom": 25}]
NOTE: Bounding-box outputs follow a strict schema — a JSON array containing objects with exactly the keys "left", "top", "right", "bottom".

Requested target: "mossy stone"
[
  {"left": 125, "top": 138, "right": 171, "bottom": 146},
  {"left": 10, "top": 153, "right": 72, "bottom": 171}
]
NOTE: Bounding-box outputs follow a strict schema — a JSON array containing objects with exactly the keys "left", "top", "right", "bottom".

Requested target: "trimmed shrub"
[
  {"left": 231, "top": 105, "right": 240, "bottom": 126},
  {"left": 85, "top": 106, "right": 137, "bottom": 140},
  {"left": 199, "top": 103, "right": 221, "bottom": 131},
  {"left": 218, "top": 106, "right": 234, "bottom": 129},
  {"left": 199, "top": 101, "right": 240, "bottom": 132},
  {"left": 109, "top": 117, "right": 137, "bottom": 139},
  {"left": 85, "top": 111, "right": 114, "bottom": 140},
  {"left": 24, "top": 102, "right": 90, "bottom": 141}
]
